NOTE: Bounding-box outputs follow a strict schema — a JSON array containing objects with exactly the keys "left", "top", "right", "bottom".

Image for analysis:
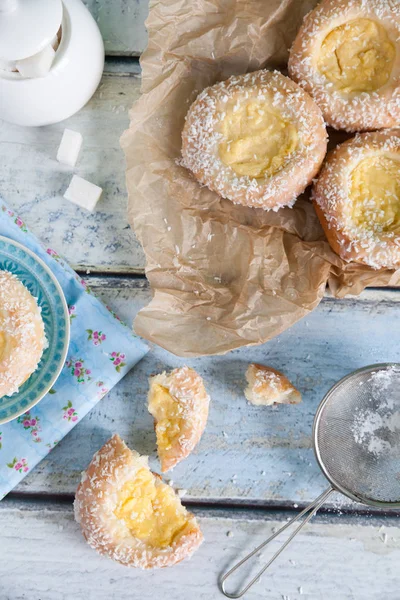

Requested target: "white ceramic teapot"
[{"left": 0, "top": 0, "right": 104, "bottom": 126}]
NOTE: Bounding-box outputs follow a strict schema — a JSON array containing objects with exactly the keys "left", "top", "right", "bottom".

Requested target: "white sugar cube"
[
  {"left": 57, "top": 129, "right": 83, "bottom": 167},
  {"left": 64, "top": 175, "right": 102, "bottom": 212},
  {"left": 16, "top": 44, "right": 55, "bottom": 78}
]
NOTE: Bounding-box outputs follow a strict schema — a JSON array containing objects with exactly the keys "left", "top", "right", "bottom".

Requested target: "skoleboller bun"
[
  {"left": 182, "top": 69, "right": 327, "bottom": 211},
  {"left": 0, "top": 270, "right": 46, "bottom": 398},
  {"left": 74, "top": 434, "right": 203, "bottom": 569},
  {"left": 289, "top": 0, "right": 400, "bottom": 132},
  {"left": 313, "top": 129, "right": 400, "bottom": 269}
]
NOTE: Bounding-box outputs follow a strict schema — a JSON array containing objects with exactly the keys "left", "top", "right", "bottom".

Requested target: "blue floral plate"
[{"left": 0, "top": 235, "right": 70, "bottom": 424}]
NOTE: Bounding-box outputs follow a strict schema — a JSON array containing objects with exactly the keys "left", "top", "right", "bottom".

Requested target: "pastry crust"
[
  {"left": 245, "top": 364, "right": 302, "bottom": 406},
  {"left": 313, "top": 129, "right": 400, "bottom": 269},
  {"left": 0, "top": 270, "right": 46, "bottom": 398},
  {"left": 148, "top": 366, "right": 210, "bottom": 472},
  {"left": 181, "top": 69, "right": 327, "bottom": 211},
  {"left": 288, "top": 0, "right": 400, "bottom": 132},
  {"left": 74, "top": 434, "right": 203, "bottom": 569}
]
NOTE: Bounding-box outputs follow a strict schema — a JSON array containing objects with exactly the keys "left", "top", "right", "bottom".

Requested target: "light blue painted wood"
[
  {"left": 14, "top": 279, "right": 400, "bottom": 509},
  {"left": 1, "top": 499, "right": 400, "bottom": 600},
  {"left": 2, "top": 9, "right": 398, "bottom": 595},
  {"left": 83, "top": 0, "right": 148, "bottom": 56},
  {"left": 0, "top": 65, "right": 144, "bottom": 274}
]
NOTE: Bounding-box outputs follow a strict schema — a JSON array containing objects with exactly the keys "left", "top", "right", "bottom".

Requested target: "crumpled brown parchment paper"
[{"left": 121, "top": 0, "right": 400, "bottom": 357}]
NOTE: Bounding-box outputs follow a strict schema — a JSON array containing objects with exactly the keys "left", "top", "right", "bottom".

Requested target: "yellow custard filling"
[
  {"left": 114, "top": 468, "right": 188, "bottom": 548},
  {"left": 149, "top": 384, "right": 184, "bottom": 453},
  {"left": 0, "top": 331, "right": 5, "bottom": 362},
  {"left": 318, "top": 18, "right": 395, "bottom": 93},
  {"left": 218, "top": 100, "right": 298, "bottom": 178},
  {"left": 350, "top": 155, "right": 400, "bottom": 233}
]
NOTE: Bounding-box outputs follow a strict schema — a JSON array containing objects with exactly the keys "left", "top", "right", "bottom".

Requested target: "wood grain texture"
[
  {"left": 83, "top": 0, "right": 148, "bottom": 56},
  {"left": 2, "top": 10, "right": 398, "bottom": 596},
  {"left": 1, "top": 499, "right": 400, "bottom": 600},
  {"left": 0, "top": 63, "right": 145, "bottom": 274},
  {"left": 13, "top": 278, "right": 400, "bottom": 509}
]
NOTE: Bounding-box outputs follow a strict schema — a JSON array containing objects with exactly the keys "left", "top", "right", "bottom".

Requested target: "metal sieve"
[{"left": 220, "top": 364, "right": 400, "bottom": 598}]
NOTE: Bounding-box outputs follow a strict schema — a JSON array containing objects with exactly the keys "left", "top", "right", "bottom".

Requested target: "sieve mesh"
[{"left": 314, "top": 364, "right": 400, "bottom": 507}]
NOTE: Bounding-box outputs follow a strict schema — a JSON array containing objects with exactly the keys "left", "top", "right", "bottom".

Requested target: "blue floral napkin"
[{"left": 0, "top": 201, "right": 148, "bottom": 499}]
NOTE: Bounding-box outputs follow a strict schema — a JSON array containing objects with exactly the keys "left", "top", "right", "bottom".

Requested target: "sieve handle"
[{"left": 219, "top": 487, "right": 334, "bottom": 599}]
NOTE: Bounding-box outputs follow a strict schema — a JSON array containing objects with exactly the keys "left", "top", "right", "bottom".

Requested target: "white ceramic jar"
[{"left": 0, "top": 0, "right": 104, "bottom": 126}]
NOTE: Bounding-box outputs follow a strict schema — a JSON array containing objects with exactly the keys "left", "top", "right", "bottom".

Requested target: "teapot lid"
[{"left": 0, "top": 0, "right": 63, "bottom": 61}]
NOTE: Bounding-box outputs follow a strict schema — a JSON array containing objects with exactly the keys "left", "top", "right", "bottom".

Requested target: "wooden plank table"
[
  {"left": 1, "top": 23, "right": 400, "bottom": 600},
  {"left": 83, "top": 1, "right": 148, "bottom": 56}
]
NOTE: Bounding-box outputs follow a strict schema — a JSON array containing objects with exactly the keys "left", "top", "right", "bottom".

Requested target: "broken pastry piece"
[
  {"left": 148, "top": 366, "right": 210, "bottom": 472},
  {"left": 245, "top": 364, "right": 301, "bottom": 406},
  {"left": 74, "top": 434, "right": 203, "bottom": 569}
]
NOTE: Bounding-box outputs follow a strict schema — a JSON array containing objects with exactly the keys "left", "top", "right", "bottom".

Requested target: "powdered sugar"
[{"left": 352, "top": 366, "right": 400, "bottom": 457}]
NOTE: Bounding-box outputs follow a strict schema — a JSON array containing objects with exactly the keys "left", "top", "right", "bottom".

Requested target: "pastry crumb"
[{"left": 244, "top": 363, "right": 302, "bottom": 406}]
